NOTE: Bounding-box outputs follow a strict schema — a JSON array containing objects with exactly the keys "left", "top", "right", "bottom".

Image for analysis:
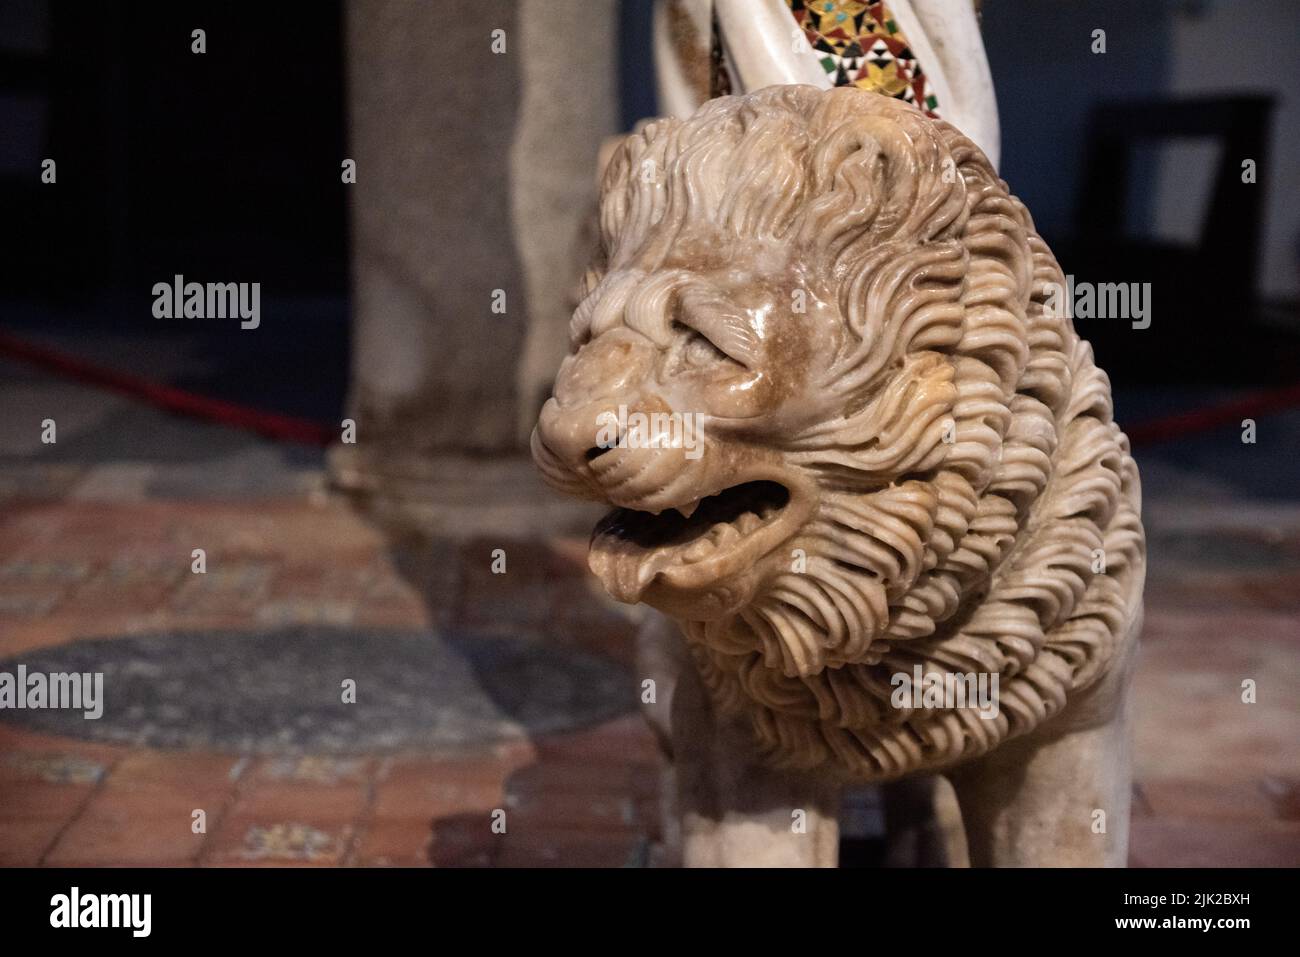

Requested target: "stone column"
[{"left": 333, "top": 0, "right": 617, "bottom": 516}]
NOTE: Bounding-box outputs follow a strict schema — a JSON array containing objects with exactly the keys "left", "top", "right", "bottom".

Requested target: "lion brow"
[{"left": 676, "top": 286, "right": 763, "bottom": 367}]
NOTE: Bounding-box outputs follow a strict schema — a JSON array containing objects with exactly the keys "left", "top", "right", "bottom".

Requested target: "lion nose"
[
  {"left": 536, "top": 330, "right": 658, "bottom": 473},
  {"left": 536, "top": 398, "right": 620, "bottom": 473}
]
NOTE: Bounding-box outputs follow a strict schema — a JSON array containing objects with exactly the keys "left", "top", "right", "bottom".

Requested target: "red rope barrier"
[
  {"left": 0, "top": 330, "right": 333, "bottom": 447},
  {"left": 1122, "top": 381, "right": 1300, "bottom": 446}
]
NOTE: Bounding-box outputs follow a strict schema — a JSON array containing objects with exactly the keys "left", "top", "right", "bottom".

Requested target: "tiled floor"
[
  {"left": 0, "top": 495, "right": 662, "bottom": 867},
  {"left": 1, "top": 354, "right": 1298, "bottom": 867}
]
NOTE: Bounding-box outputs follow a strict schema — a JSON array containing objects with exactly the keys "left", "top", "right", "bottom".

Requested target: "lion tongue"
[{"left": 589, "top": 538, "right": 679, "bottom": 604}]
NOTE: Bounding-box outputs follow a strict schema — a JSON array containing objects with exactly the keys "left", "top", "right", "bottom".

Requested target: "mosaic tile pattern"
[
  {"left": 259, "top": 756, "right": 368, "bottom": 785},
  {"left": 238, "top": 822, "right": 344, "bottom": 862},
  {"left": 788, "top": 0, "right": 940, "bottom": 115},
  {"left": 2, "top": 750, "right": 106, "bottom": 785}
]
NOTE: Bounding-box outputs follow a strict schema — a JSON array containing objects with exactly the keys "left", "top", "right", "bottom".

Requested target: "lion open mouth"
[{"left": 589, "top": 480, "right": 792, "bottom": 604}]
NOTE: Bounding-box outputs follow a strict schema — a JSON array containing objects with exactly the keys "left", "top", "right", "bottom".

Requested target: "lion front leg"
[
  {"left": 669, "top": 637, "right": 841, "bottom": 867},
  {"left": 946, "top": 660, "right": 1134, "bottom": 867}
]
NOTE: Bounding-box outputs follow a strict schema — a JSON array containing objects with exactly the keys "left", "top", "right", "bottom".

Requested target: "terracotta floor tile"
[
  {"left": 2, "top": 776, "right": 101, "bottom": 815},
  {"left": 349, "top": 601, "right": 431, "bottom": 629},
  {"left": 427, "top": 815, "right": 501, "bottom": 868},
  {"left": 1138, "top": 776, "right": 1280, "bottom": 822},
  {"left": 489, "top": 738, "right": 539, "bottom": 767},
  {"left": 0, "top": 823, "right": 73, "bottom": 866},
  {"left": 354, "top": 816, "right": 434, "bottom": 867},
  {"left": 502, "top": 790, "right": 643, "bottom": 833},
  {"left": 494, "top": 829, "right": 646, "bottom": 868},
  {"left": 533, "top": 715, "right": 660, "bottom": 765},
  {"left": 372, "top": 755, "right": 512, "bottom": 819},
  {"left": 0, "top": 780, "right": 94, "bottom": 865},
  {"left": 45, "top": 788, "right": 206, "bottom": 866},
  {"left": 0, "top": 584, "right": 69, "bottom": 618},
  {"left": 378, "top": 538, "right": 460, "bottom": 629},
  {"left": 456, "top": 538, "right": 587, "bottom": 631},
  {"left": 1260, "top": 776, "right": 1300, "bottom": 821},
  {"left": 107, "top": 750, "right": 247, "bottom": 790},
  {"left": 507, "top": 758, "right": 657, "bottom": 798},
  {"left": 229, "top": 780, "right": 368, "bottom": 821},
  {"left": 1130, "top": 818, "right": 1300, "bottom": 868},
  {"left": 45, "top": 860, "right": 192, "bottom": 868},
  {"left": 37, "top": 749, "right": 247, "bottom": 865}
]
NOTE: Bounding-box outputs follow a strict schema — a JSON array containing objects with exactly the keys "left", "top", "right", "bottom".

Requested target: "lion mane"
[{"left": 574, "top": 85, "right": 1145, "bottom": 781}]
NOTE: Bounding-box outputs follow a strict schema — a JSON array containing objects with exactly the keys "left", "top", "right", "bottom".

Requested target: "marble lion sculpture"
[{"left": 532, "top": 85, "right": 1145, "bottom": 867}]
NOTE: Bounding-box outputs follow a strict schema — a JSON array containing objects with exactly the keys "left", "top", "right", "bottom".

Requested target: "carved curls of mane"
[{"left": 592, "top": 86, "right": 1145, "bottom": 782}]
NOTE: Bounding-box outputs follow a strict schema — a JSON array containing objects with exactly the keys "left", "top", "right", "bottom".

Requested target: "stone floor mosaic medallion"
[{"left": 0, "top": 627, "right": 634, "bottom": 753}]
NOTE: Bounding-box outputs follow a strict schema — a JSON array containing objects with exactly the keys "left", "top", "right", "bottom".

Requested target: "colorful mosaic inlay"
[
  {"left": 787, "top": 0, "right": 940, "bottom": 116},
  {"left": 239, "top": 822, "right": 343, "bottom": 862}
]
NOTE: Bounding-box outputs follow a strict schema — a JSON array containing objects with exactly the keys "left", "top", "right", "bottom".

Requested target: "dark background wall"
[
  {"left": 983, "top": 0, "right": 1172, "bottom": 245},
  {"left": 1, "top": 0, "right": 348, "bottom": 313}
]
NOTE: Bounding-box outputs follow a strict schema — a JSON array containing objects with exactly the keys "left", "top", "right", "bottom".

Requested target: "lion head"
[{"left": 532, "top": 86, "right": 1144, "bottom": 781}]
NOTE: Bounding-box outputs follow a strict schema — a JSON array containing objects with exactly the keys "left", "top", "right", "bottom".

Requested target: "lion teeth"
[
  {"left": 682, "top": 539, "right": 714, "bottom": 562},
  {"left": 713, "top": 523, "right": 740, "bottom": 544},
  {"left": 736, "top": 511, "right": 760, "bottom": 534},
  {"left": 677, "top": 499, "right": 701, "bottom": 519}
]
